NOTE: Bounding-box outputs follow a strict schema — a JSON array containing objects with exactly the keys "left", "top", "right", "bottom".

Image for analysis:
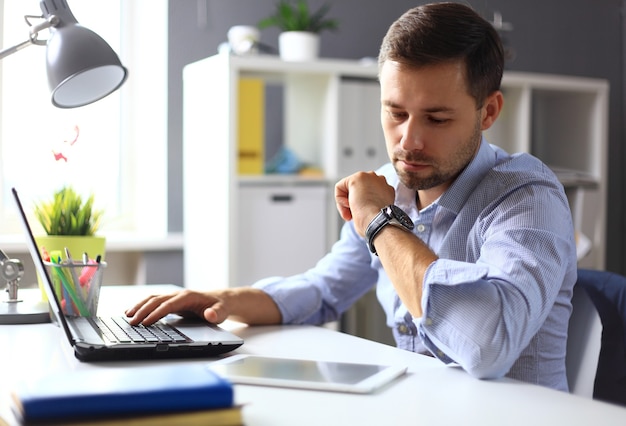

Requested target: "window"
[{"left": 0, "top": 0, "right": 167, "bottom": 238}]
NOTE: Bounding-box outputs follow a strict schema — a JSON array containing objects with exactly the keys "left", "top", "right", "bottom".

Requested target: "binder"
[
  {"left": 238, "top": 78, "right": 265, "bottom": 175},
  {"left": 337, "top": 78, "right": 386, "bottom": 178}
]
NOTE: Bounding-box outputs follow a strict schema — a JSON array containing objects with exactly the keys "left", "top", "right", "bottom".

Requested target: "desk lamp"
[{"left": 0, "top": 0, "right": 128, "bottom": 323}]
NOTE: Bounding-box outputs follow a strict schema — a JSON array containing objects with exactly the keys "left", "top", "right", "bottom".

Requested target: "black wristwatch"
[{"left": 365, "top": 205, "right": 414, "bottom": 255}]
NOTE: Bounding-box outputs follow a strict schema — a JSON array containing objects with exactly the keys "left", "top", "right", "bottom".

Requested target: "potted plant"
[
  {"left": 33, "top": 186, "right": 106, "bottom": 268},
  {"left": 258, "top": 0, "right": 339, "bottom": 61},
  {"left": 34, "top": 186, "right": 103, "bottom": 237}
]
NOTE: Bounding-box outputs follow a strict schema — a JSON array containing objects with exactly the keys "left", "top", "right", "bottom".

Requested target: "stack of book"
[{"left": 10, "top": 364, "right": 242, "bottom": 426}]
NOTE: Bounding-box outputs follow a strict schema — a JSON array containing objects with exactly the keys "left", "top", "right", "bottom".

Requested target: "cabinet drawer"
[{"left": 236, "top": 183, "right": 328, "bottom": 286}]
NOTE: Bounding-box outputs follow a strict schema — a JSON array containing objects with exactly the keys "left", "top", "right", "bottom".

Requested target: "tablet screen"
[{"left": 208, "top": 354, "right": 407, "bottom": 393}]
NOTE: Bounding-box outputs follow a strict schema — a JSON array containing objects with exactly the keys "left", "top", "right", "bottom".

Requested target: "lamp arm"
[
  {"left": 0, "top": 15, "right": 59, "bottom": 60},
  {"left": 0, "top": 39, "right": 35, "bottom": 60}
]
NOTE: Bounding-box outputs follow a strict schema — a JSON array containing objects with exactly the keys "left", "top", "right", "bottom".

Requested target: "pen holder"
[{"left": 44, "top": 261, "right": 107, "bottom": 317}]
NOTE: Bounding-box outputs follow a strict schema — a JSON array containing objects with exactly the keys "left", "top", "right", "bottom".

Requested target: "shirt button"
[
  {"left": 398, "top": 324, "right": 409, "bottom": 334},
  {"left": 425, "top": 317, "right": 433, "bottom": 326},
  {"left": 416, "top": 224, "right": 426, "bottom": 232}
]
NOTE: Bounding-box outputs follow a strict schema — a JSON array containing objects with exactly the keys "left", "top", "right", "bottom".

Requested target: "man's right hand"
[{"left": 125, "top": 287, "right": 282, "bottom": 326}]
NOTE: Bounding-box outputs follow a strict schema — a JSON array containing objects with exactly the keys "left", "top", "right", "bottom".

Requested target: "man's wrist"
[{"left": 365, "top": 205, "right": 414, "bottom": 255}]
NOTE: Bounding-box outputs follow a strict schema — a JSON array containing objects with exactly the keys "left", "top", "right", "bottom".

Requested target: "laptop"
[{"left": 12, "top": 187, "right": 244, "bottom": 362}]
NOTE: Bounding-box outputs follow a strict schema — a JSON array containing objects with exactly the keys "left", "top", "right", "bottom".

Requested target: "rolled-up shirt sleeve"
[{"left": 417, "top": 189, "right": 576, "bottom": 379}]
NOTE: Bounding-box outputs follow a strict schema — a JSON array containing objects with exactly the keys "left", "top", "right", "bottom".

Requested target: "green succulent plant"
[
  {"left": 258, "top": 0, "right": 339, "bottom": 33},
  {"left": 33, "top": 186, "right": 103, "bottom": 236}
]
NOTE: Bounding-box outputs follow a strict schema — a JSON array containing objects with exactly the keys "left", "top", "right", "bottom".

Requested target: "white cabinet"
[{"left": 182, "top": 53, "right": 608, "bottom": 291}]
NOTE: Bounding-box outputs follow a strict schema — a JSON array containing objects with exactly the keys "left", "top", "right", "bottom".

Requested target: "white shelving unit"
[
  {"left": 182, "top": 54, "right": 380, "bottom": 289},
  {"left": 183, "top": 53, "right": 608, "bottom": 291},
  {"left": 485, "top": 72, "right": 609, "bottom": 270}
]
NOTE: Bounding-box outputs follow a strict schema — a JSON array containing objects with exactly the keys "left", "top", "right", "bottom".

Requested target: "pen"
[
  {"left": 62, "top": 283, "right": 74, "bottom": 315},
  {"left": 64, "top": 247, "right": 82, "bottom": 286},
  {"left": 49, "top": 251, "right": 63, "bottom": 299},
  {"left": 41, "top": 246, "right": 51, "bottom": 262},
  {"left": 79, "top": 260, "right": 97, "bottom": 287},
  {"left": 85, "top": 254, "right": 103, "bottom": 315}
]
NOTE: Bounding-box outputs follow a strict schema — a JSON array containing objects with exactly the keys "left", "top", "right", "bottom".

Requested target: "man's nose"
[{"left": 399, "top": 119, "right": 425, "bottom": 150}]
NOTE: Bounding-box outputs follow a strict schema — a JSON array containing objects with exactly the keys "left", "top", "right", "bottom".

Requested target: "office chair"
[{"left": 570, "top": 268, "right": 626, "bottom": 406}]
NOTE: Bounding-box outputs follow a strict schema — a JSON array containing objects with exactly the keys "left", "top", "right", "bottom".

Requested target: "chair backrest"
[
  {"left": 566, "top": 279, "right": 602, "bottom": 398},
  {"left": 567, "top": 268, "right": 626, "bottom": 406}
]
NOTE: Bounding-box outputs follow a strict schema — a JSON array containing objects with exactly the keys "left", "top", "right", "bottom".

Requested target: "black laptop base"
[{"left": 73, "top": 341, "right": 243, "bottom": 362}]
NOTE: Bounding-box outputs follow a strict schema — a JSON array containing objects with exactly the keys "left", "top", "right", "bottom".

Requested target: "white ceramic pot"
[{"left": 278, "top": 31, "right": 320, "bottom": 61}]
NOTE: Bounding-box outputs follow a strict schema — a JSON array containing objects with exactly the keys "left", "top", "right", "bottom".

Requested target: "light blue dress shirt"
[{"left": 254, "top": 139, "right": 577, "bottom": 391}]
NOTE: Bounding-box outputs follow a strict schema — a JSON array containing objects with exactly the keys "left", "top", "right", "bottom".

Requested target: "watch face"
[{"left": 389, "top": 205, "right": 414, "bottom": 230}]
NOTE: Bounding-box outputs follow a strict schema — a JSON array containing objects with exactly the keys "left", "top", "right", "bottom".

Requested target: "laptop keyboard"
[{"left": 93, "top": 316, "right": 190, "bottom": 344}]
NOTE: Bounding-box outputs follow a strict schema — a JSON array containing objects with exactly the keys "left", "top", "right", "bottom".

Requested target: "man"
[{"left": 127, "top": 3, "right": 577, "bottom": 391}]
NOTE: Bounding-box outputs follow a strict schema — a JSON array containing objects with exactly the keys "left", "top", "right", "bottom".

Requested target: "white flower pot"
[{"left": 278, "top": 31, "right": 320, "bottom": 62}]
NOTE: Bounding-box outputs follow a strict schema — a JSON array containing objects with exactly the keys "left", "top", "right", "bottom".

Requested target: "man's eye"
[
  {"left": 387, "top": 111, "right": 407, "bottom": 120},
  {"left": 428, "top": 116, "right": 450, "bottom": 124}
]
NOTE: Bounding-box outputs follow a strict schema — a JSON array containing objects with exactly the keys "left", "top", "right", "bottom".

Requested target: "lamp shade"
[
  {"left": 39, "top": 0, "right": 128, "bottom": 108},
  {"left": 46, "top": 23, "right": 128, "bottom": 108}
]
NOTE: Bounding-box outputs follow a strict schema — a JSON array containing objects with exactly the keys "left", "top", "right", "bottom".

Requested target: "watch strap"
[{"left": 365, "top": 205, "right": 413, "bottom": 255}]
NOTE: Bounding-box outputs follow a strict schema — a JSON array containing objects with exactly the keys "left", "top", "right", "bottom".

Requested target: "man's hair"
[{"left": 378, "top": 2, "right": 504, "bottom": 107}]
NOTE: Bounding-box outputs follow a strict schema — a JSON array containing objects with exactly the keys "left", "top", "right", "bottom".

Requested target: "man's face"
[{"left": 379, "top": 60, "right": 484, "bottom": 196}]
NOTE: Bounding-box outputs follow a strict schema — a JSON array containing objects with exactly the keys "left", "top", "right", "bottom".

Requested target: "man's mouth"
[{"left": 398, "top": 159, "right": 431, "bottom": 172}]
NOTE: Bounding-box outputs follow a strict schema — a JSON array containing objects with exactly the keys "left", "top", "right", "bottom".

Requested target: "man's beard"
[{"left": 393, "top": 118, "right": 482, "bottom": 191}]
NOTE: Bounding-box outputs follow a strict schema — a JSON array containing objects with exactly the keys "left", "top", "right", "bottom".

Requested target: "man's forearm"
[
  {"left": 375, "top": 226, "right": 437, "bottom": 318},
  {"left": 226, "top": 287, "right": 283, "bottom": 325}
]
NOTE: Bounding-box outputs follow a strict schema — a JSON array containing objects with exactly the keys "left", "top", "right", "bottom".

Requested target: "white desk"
[{"left": 2, "top": 285, "right": 626, "bottom": 426}]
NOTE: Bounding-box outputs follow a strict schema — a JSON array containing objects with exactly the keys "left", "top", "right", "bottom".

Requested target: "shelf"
[
  {"left": 238, "top": 174, "right": 328, "bottom": 185},
  {"left": 229, "top": 54, "right": 378, "bottom": 77},
  {"left": 550, "top": 167, "right": 599, "bottom": 189}
]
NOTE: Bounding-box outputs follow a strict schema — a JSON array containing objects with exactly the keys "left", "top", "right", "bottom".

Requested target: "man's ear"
[{"left": 481, "top": 91, "right": 504, "bottom": 131}]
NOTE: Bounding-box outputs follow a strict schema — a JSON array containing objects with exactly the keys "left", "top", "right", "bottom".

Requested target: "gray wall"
[{"left": 166, "top": 0, "right": 625, "bottom": 280}]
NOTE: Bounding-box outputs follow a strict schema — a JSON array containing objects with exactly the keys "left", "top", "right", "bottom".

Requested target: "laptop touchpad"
[{"left": 163, "top": 316, "right": 242, "bottom": 343}]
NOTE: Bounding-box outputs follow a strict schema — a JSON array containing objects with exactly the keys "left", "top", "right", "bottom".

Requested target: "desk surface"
[{"left": 2, "top": 285, "right": 626, "bottom": 426}]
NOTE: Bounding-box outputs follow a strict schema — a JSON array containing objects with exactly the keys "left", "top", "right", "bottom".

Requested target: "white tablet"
[{"left": 208, "top": 354, "right": 407, "bottom": 394}]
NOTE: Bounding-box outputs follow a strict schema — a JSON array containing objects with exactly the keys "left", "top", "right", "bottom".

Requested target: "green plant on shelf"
[{"left": 258, "top": 0, "right": 339, "bottom": 33}]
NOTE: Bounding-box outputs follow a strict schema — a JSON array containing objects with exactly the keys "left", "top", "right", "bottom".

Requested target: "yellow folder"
[{"left": 237, "top": 78, "right": 265, "bottom": 175}]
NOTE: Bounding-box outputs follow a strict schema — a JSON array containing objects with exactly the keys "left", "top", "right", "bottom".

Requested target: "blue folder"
[{"left": 12, "top": 363, "right": 233, "bottom": 423}]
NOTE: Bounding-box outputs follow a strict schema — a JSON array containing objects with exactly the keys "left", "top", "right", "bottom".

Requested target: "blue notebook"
[{"left": 11, "top": 363, "right": 233, "bottom": 423}]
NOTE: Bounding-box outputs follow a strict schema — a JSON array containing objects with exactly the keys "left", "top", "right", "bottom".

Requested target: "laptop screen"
[{"left": 11, "top": 187, "right": 76, "bottom": 344}]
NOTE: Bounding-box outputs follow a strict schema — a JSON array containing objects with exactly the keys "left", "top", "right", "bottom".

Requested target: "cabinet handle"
[{"left": 271, "top": 194, "right": 293, "bottom": 203}]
